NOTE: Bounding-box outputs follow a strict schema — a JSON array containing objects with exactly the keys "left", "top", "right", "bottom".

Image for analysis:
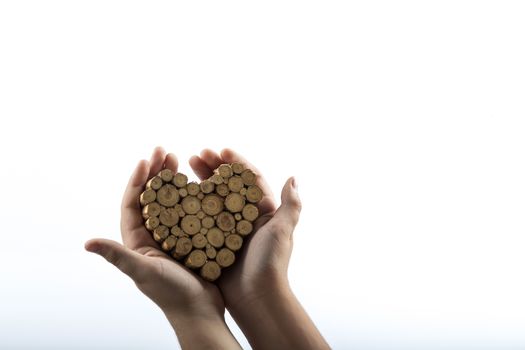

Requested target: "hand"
[
  {"left": 189, "top": 148, "right": 301, "bottom": 311},
  {"left": 190, "top": 149, "right": 329, "bottom": 349},
  {"left": 85, "top": 147, "right": 240, "bottom": 350}
]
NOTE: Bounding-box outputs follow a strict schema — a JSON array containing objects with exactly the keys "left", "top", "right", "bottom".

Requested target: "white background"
[{"left": 1, "top": 1, "right": 524, "bottom": 349}]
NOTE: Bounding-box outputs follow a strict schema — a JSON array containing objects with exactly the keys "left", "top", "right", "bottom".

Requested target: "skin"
[
  {"left": 85, "top": 148, "right": 240, "bottom": 350},
  {"left": 190, "top": 149, "right": 330, "bottom": 349},
  {"left": 86, "top": 147, "right": 330, "bottom": 349}
]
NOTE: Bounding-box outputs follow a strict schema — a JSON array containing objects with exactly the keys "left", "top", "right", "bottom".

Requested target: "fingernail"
[{"left": 291, "top": 177, "right": 298, "bottom": 192}]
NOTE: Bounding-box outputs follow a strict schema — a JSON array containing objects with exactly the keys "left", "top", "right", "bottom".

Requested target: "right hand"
[{"left": 189, "top": 149, "right": 302, "bottom": 311}]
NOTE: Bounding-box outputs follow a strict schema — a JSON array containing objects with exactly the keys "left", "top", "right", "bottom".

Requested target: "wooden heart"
[{"left": 139, "top": 163, "right": 263, "bottom": 281}]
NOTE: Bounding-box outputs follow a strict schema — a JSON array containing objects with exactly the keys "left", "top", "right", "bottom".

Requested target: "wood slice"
[
  {"left": 159, "top": 207, "right": 179, "bottom": 227},
  {"left": 218, "top": 164, "right": 233, "bottom": 178},
  {"left": 236, "top": 220, "right": 253, "bottom": 236},
  {"left": 142, "top": 202, "right": 161, "bottom": 219},
  {"left": 153, "top": 225, "right": 169, "bottom": 242},
  {"left": 206, "top": 245, "right": 217, "bottom": 259},
  {"left": 200, "top": 180, "right": 215, "bottom": 194},
  {"left": 242, "top": 204, "right": 259, "bottom": 221},
  {"left": 200, "top": 261, "right": 221, "bottom": 281},
  {"left": 201, "top": 194, "right": 224, "bottom": 216},
  {"left": 246, "top": 185, "right": 263, "bottom": 203},
  {"left": 140, "top": 189, "right": 156, "bottom": 206},
  {"left": 215, "top": 183, "right": 230, "bottom": 197},
  {"left": 159, "top": 169, "right": 174, "bottom": 182},
  {"left": 224, "top": 193, "right": 245, "bottom": 213},
  {"left": 216, "top": 248, "right": 235, "bottom": 267},
  {"left": 157, "top": 184, "right": 180, "bottom": 207},
  {"left": 145, "top": 216, "right": 160, "bottom": 231},
  {"left": 241, "top": 169, "right": 257, "bottom": 186},
  {"left": 227, "top": 176, "right": 244, "bottom": 192},
  {"left": 181, "top": 196, "right": 201, "bottom": 215},
  {"left": 201, "top": 216, "right": 215, "bottom": 229},
  {"left": 181, "top": 215, "right": 201, "bottom": 235},
  {"left": 172, "top": 173, "right": 188, "bottom": 188},
  {"left": 186, "top": 182, "right": 200, "bottom": 196},
  {"left": 178, "top": 188, "right": 188, "bottom": 197},
  {"left": 207, "top": 227, "right": 225, "bottom": 248},
  {"left": 185, "top": 249, "right": 207, "bottom": 269},
  {"left": 192, "top": 233, "right": 208, "bottom": 249},
  {"left": 174, "top": 236, "right": 192, "bottom": 257},
  {"left": 171, "top": 226, "right": 184, "bottom": 237},
  {"left": 225, "top": 234, "right": 243, "bottom": 251},
  {"left": 210, "top": 174, "right": 224, "bottom": 185},
  {"left": 146, "top": 176, "right": 163, "bottom": 190},
  {"left": 217, "top": 212, "right": 235, "bottom": 231},
  {"left": 231, "top": 162, "right": 244, "bottom": 174},
  {"left": 161, "top": 235, "right": 177, "bottom": 251}
]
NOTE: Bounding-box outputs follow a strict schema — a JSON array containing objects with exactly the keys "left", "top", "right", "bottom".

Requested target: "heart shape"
[{"left": 139, "top": 162, "right": 263, "bottom": 281}]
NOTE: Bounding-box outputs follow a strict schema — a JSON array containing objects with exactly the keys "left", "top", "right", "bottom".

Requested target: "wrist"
[
  {"left": 228, "top": 281, "right": 330, "bottom": 349},
  {"left": 164, "top": 309, "right": 241, "bottom": 350},
  {"left": 228, "top": 275, "right": 292, "bottom": 315},
  {"left": 164, "top": 303, "right": 224, "bottom": 330}
]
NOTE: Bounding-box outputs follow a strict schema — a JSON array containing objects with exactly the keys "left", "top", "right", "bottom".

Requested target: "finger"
[
  {"left": 189, "top": 155, "right": 214, "bottom": 180},
  {"left": 165, "top": 153, "right": 179, "bottom": 173},
  {"left": 220, "top": 148, "right": 277, "bottom": 214},
  {"left": 148, "top": 146, "right": 166, "bottom": 178},
  {"left": 85, "top": 238, "right": 149, "bottom": 281},
  {"left": 200, "top": 149, "right": 223, "bottom": 171},
  {"left": 120, "top": 160, "right": 157, "bottom": 249},
  {"left": 269, "top": 177, "right": 301, "bottom": 236},
  {"left": 121, "top": 159, "right": 150, "bottom": 213}
]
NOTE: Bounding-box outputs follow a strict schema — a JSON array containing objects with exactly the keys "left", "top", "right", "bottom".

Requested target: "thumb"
[
  {"left": 271, "top": 177, "right": 302, "bottom": 235},
  {"left": 85, "top": 238, "right": 146, "bottom": 281}
]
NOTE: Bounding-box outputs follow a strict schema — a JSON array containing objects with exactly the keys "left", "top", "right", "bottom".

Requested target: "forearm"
[
  {"left": 229, "top": 282, "right": 330, "bottom": 350},
  {"left": 165, "top": 311, "right": 242, "bottom": 350}
]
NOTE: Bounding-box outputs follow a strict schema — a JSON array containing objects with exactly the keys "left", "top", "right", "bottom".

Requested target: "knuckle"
[
  {"left": 269, "top": 221, "right": 291, "bottom": 236},
  {"left": 291, "top": 197, "right": 302, "bottom": 212}
]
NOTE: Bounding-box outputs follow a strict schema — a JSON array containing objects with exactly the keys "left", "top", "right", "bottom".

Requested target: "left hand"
[{"left": 85, "top": 148, "right": 228, "bottom": 345}]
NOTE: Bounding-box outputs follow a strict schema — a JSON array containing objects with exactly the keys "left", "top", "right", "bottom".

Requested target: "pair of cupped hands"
[{"left": 85, "top": 147, "right": 302, "bottom": 348}]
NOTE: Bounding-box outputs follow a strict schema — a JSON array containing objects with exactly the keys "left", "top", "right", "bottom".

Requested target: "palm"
[
  {"left": 189, "top": 149, "right": 289, "bottom": 309},
  {"left": 119, "top": 148, "right": 223, "bottom": 313},
  {"left": 218, "top": 216, "right": 291, "bottom": 305}
]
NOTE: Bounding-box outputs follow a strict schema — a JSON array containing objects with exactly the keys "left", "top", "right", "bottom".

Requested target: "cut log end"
[
  {"left": 159, "top": 169, "right": 174, "bottom": 183},
  {"left": 181, "top": 214, "right": 201, "bottom": 235},
  {"left": 146, "top": 176, "right": 163, "bottom": 190},
  {"left": 231, "top": 162, "right": 244, "bottom": 174},
  {"left": 246, "top": 185, "right": 263, "bottom": 203},
  {"left": 218, "top": 164, "right": 233, "bottom": 178},
  {"left": 200, "top": 261, "right": 221, "bottom": 281},
  {"left": 225, "top": 234, "right": 243, "bottom": 251},
  {"left": 172, "top": 173, "right": 188, "bottom": 188},
  {"left": 225, "top": 193, "right": 245, "bottom": 213},
  {"left": 217, "top": 212, "right": 235, "bottom": 231},
  {"left": 157, "top": 184, "right": 180, "bottom": 207},
  {"left": 140, "top": 189, "right": 156, "bottom": 206},
  {"left": 207, "top": 227, "right": 225, "bottom": 248},
  {"left": 241, "top": 169, "right": 257, "bottom": 186},
  {"left": 201, "top": 194, "right": 224, "bottom": 216},
  {"left": 216, "top": 248, "right": 235, "bottom": 267},
  {"left": 242, "top": 204, "right": 259, "bottom": 221},
  {"left": 181, "top": 196, "right": 201, "bottom": 215},
  {"left": 185, "top": 249, "right": 207, "bottom": 269}
]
